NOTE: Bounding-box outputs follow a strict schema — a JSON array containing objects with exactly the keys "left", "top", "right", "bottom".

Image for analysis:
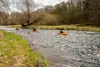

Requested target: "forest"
[{"left": 0, "top": 0, "right": 100, "bottom": 27}]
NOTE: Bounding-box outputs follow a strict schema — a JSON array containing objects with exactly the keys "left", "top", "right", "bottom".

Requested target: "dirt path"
[{"left": 0, "top": 26, "right": 100, "bottom": 67}]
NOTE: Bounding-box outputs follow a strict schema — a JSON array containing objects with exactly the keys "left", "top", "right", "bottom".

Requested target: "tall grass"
[
  {"left": 0, "top": 30, "right": 48, "bottom": 67},
  {"left": 36, "top": 25, "right": 100, "bottom": 32}
]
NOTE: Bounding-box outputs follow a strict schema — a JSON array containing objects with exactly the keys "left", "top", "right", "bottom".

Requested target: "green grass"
[
  {"left": 8, "top": 25, "right": 100, "bottom": 32},
  {"left": 36, "top": 25, "right": 100, "bottom": 32},
  {"left": 0, "top": 30, "right": 48, "bottom": 67}
]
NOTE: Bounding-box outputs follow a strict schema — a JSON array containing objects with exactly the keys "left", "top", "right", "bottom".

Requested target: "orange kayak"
[
  {"left": 57, "top": 32, "right": 68, "bottom": 36},
  {"left": 33, "top": 30, "right": 38, "bottom": 32}
]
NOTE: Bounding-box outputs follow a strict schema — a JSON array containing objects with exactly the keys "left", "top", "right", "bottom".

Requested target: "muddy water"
[{"left": 1, "top": 26, "right": 100, "bottom": 67}]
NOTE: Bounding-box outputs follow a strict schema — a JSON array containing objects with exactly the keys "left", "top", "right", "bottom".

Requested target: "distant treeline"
[{"left": 0, "top": 0, "right": 100, "bottom": 26}]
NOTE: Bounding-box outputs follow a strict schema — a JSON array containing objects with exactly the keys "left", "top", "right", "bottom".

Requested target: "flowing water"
[{"left": 0, "top": 26, "right": 100, "bottom": 67}]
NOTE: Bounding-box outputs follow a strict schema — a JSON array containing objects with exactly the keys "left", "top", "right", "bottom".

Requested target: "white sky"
[
  {"left": 10, "top": 0, "right": 68, "bottom": 12},
  {"left": 34, "top": 0, "right": 68, "bottom": 6}
]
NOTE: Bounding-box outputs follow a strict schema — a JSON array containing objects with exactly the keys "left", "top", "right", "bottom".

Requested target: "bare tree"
[
  {"left": 0, "top": 0, "right": 10, "bottom": 25},
  {"left": 16, "top": 0, "right": 42, "bottom": 27},
  {"left": 0, "top": 0, "right": 10, "bottom": 12}
]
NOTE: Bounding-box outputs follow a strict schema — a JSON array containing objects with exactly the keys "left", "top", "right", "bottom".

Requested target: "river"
[{"left": 0, "top": 26, "right": 100, "bottom": 67}]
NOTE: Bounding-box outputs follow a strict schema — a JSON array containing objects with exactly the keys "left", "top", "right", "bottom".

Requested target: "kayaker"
[
  {"left": 58, "top": 30, "right": 68, "bottom": 36},
  {"left": 60, "top": 30, "right": 64, "bottom": 33},
  {"left": 16, "top": 28, "right": 19, "bottom": 31},
  {"left": 32, "top": 27, "right": 38, "bottom": 32}
]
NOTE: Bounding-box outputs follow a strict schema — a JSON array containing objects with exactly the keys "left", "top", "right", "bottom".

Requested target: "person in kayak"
[
  {"left": 58, "top": 30, "right": 68, "bottom": 36},
  {"left": 16, "top": 28, "right": 19, "bottom": 31},
  {"left": 32, "top": 27, "right": 38, "bottom": 32},
  {"left": 60, "top": 30, "right": 64, "bottom": 33}
]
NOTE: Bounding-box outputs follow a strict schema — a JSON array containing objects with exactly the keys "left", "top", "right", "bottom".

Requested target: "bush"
[{"left": 38, "top": 13, "right": 58, "bottom": 25}]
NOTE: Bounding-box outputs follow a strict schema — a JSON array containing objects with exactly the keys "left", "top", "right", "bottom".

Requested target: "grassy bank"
[
  {"left": 0, "top": 30, "right": 47, "bottom": 67},
  {"left": 8, "top": 25, "right": 100, "bottom": 32}
]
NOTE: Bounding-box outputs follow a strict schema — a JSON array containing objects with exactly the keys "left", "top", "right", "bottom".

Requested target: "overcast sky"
[
  {"left": 10, "top": 0, "right": 68, "bottom": 12},
  {"left": 34, "top": 0, "right": 68, "bottom": 6}
]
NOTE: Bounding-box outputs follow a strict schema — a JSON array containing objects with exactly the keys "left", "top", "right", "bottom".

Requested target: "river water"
[{"left": 0, "top": 26, "right": 100, "bottom": 67}]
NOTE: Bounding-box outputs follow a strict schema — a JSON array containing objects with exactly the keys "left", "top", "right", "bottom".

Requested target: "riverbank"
[
  {"left": 8, "top": 25, "right": 100, "bottom": 32},
  {"left": 0, "top": 30, "right": 47, "bottom": 67}
]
